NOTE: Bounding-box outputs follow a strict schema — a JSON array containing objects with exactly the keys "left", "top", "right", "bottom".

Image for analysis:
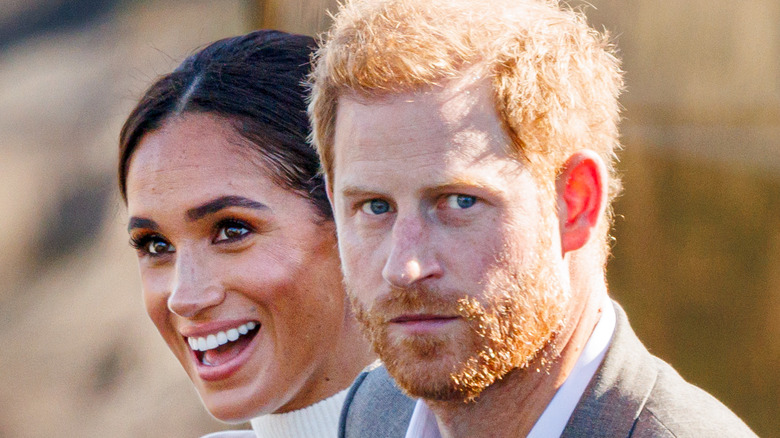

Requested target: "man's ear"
[
  {"left": 325, "top": 177, "right": 334, "bottom": 205},
  {"left": 556, "top": 150, "right": 607, "bottom": 254}
]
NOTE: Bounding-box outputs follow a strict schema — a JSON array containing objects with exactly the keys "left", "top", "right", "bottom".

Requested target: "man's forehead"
[
  {"left": 331, "top": 83, "right": 524, "bottom": 195},
  {"left": 334, "top": 103, "right": 499, "bottom": 172},
  {"left": 333, "top": 80, "right": 501, "bottom": 162},
  {"left": 337, "top": 73, "right": 492, "bottom": 122}
]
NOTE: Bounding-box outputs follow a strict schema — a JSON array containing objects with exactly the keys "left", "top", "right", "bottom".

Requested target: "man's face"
[{"left": 330, "top": 78, "right": 570, "bottom": 401}]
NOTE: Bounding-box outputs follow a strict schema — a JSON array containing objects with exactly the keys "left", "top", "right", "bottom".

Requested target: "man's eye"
[
  {"left": 361, "top": 199, "right": 393, "bottom": 215},
  {"left": 444, "top": 194, "right": 477, "bottom": 209},
  {"left": 215, "top": 221, "right": 251, "bottom": 243}
]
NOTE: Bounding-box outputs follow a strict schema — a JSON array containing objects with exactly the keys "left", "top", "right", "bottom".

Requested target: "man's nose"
[
  {"left": 167, "top": 249, "right": 224, "bottom": 317},
  {"left": 382, "top": 213, "right": 442, "bottom": 287}
]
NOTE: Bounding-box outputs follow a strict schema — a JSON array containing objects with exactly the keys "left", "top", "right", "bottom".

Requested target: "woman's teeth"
[{"left": 187, "top": 322, "right": 257, "bottom": 352}]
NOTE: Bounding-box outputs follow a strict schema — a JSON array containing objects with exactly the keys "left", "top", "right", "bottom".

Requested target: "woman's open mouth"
[{"left": 187, "top": 321, "right": 261, "bottom": 370}]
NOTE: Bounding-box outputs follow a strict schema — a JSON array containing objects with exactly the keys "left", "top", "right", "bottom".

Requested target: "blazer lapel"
[{"left": 561, "top": 302, "right": 658, "bottom": 438}]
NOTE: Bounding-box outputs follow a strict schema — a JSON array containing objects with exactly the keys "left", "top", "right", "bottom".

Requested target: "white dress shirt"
[{"left": 404, "top": 299, "right": 616, "bottom": 438}]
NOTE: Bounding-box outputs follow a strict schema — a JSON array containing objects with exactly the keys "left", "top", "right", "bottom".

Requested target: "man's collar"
[{"left": 528, "top": 296, "right": 615, "bottom": 437}]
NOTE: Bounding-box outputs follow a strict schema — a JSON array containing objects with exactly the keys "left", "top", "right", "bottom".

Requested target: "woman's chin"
[{"left": 199, "top": 393, "right": 270, "bottom": 423}]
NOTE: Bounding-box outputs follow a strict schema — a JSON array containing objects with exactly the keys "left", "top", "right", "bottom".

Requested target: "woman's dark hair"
[{"left": 119, "top": 30, "right": 331, "bottom": 219}]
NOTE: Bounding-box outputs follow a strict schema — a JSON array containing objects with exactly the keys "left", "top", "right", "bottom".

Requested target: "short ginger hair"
[{"left": 308, "top": 0, "right": 624, "bottom": 259}]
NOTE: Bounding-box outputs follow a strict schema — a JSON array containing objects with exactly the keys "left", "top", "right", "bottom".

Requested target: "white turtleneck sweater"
[{"left": 201, "top": 389, "right": 347, "bottom": 438}]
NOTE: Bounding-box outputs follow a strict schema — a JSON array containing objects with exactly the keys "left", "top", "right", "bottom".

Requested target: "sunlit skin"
[
  {"left": 125, "top": 113, "right": 372, "bottom": 422},
  {"left": 328, "top": 77, "right": 609, "bottom": 437}
]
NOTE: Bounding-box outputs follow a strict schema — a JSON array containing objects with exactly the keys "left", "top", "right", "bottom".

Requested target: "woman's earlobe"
[{"left": 556, "top": 150, "right": 607, "bottom": 254}]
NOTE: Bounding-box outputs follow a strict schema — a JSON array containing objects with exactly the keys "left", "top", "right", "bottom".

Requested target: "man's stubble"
[{"left": 351, "top": 221, "right": 570, "bottom": 402}]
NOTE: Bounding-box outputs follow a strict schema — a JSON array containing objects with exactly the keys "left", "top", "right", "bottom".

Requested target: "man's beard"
[{"left": 351, "top": 235, "right": 569, "bottom": 403}]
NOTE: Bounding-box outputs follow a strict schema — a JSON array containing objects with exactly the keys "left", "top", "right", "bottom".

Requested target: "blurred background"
[{"left": 0, "top": 0, "right": 777, "bottom": 436}]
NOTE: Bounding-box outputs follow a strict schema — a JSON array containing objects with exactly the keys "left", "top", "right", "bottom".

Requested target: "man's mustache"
[{"left": 356, "top": 284, "right": 466, "bottom": 322}]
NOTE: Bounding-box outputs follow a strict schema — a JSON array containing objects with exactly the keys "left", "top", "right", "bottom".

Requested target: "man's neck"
[{"left": 425, "top": 283, "right": 608, "bottom": 438}]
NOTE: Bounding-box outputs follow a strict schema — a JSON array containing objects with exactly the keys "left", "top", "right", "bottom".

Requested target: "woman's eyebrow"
[
  {"left": 186, "top": 195, "right": 268, "bottom": 221},
  {"left": 127, "top": 217, "right": 159, "bottom": 233}
]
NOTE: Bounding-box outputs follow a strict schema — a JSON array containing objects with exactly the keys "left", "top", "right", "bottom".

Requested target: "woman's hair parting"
[{"left": 119, "top": 30, "right": 331, "bottom": 219}]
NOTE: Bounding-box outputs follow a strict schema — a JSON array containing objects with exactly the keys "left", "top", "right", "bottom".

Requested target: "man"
[{"left": 308, "top": 0, "right": 757, "bottom": 436}]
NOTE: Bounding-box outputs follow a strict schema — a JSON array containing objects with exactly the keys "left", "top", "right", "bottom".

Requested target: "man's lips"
[{"left": 389, "top": 314, "right": 459, "bottom": 324}]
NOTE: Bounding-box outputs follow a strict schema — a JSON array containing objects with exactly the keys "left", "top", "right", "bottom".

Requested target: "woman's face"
[{"left": 125, "top": 114, "right": 357, "bottom": 421}]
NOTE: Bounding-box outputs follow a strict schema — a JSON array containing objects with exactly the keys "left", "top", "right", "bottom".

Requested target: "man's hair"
[{"left": 308, "top": 0, "right": 624, "bottom": 261}]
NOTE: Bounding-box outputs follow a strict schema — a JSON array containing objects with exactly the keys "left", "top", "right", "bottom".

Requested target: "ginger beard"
[{"left": 351, "top": 224, "right": 570, "bottom": 402}]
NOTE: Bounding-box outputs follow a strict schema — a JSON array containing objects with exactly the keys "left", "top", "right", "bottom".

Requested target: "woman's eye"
[
  {"left": 215, "top": 221, "right": 251, "bottom": 243},
  {"left": 444, "top": 194, "right": 477, "bottom": 209},
  {"left": 361, "top": 199, "right": 393, "bottom": 215},
  {"left": 131, "top": 235, "right": 174, "bottom": 256},
  {"left": 148, "top": 239, "right": 172, "bottom": 254}
]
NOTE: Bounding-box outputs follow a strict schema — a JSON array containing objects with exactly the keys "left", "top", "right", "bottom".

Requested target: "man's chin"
[
  {"left": 375, "top": 333, "right": 486, "bottom": 402},
  {"left": 383, "top": 354, "right": 470, "bottom": 402},
  {"left": 374, "top": 314, "right": 561, "bottom": 403}
]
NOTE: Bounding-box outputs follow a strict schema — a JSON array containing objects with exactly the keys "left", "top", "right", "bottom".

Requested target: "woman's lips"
[
  {"left": 200, "top": 330, "right": 256, "bottom": 367},
  {"left": 187, "top": 321, "right": 258, "bottom": 352},
  {"left": 183, "top": 321, "right": 262, "bottom": 381}
]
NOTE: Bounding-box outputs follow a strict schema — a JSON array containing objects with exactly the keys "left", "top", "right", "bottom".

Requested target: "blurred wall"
[
  {"left": 580, "top": 2, "right": 780, "bottom": 436},
  {"left": 255, "top": 0, "right": 339, "bottom": 36},
  {"left": 1, "top": 0, "right": 777, "bottom": 437}
]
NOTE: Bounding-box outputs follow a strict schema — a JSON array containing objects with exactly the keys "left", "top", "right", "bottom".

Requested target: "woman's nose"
[{"left": 167, "top": 249, "right": 225, "bottom": 317}]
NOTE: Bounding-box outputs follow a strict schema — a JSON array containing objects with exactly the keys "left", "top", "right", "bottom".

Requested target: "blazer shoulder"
[
  {"left": 632, "top": 358, "right": 758, "bottom": 437},
  {"left": 340, "top": 363, "right": 416, "bottom": 438},
  {"left": 564, "top": 302, "right": 757, "bottom": 438}
]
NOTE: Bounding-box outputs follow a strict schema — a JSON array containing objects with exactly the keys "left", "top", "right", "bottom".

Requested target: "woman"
[{"left": 118, "top": 30, "right": 374, "bottom": 436}]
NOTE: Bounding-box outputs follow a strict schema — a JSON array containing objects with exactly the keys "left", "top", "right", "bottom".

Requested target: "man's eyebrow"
[
  {"left": 339, "top": 177, "right": 504, "bottom": 199},
  {"left": 186, "top": 195, "right": 268, "bottom": 221},
  {"left": 339, "top": 185, "right": 384, "bottom": 198},
  {"left": 127, "top": 217, "right": 159, "bottom": 233},
  {"left": 427, "top": 177, "right": 504, "bottom": 196}
]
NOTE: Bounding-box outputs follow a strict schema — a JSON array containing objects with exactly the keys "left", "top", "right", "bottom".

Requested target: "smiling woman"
[{"left": 118, "top": 30, "right": 374, "bottom": 437}]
